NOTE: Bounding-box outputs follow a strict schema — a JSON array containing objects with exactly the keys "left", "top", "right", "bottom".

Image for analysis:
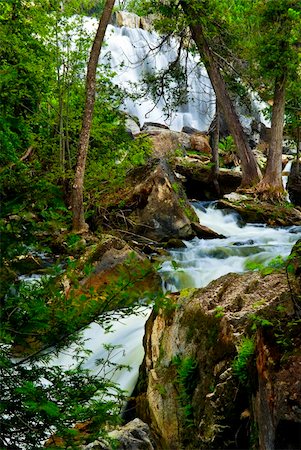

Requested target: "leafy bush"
[{"left": 0, "top": 252, "right": 163, "bottom": 448}]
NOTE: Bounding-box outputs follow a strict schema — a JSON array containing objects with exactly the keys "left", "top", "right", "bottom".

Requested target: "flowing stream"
[
  {"left": 51, "top": 203, "right": 301, "bottom": 397},
  {"left": 49, "top": 308, "right": 151, "bottom": 396},
  {"left": 160, "top": 202, "right": 301, "bottom": 292},
  {"left": 39, "top": 14, "right": 293, "bottom": 401}
]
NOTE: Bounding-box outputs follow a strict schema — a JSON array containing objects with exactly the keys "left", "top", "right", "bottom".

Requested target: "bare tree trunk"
[
  {"left": 180, "top": 0, "right": 261, "bottom": 187},
  {"left": 71, "top": 0, "right": 115, "bottom": 232},
  {"left": 257, "top": 73, "right": 286, "bottom": 198}
]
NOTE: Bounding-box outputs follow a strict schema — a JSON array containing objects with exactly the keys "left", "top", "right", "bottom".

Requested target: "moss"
[
  {"left": 171, "top": 182, "right": 180, "bottom": 195},
  {"left": 184, "top": 205, "right": 198, "bottom": 222},
  {"left": 171, "top": 355, "right": 199, "bottom": 439}
]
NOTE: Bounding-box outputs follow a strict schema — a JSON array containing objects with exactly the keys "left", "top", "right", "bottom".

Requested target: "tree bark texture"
[
  {"left": 71, "top": 0, "right": 115, "bottom": 232},
  {"left": 180, "top": 1, "right": 262, "bottom": 187},
  {"left": 262, "top": 74, "right": 287, "bottom": 189},
  {"left": 210, "top": 101, "right": 220, "bottom": 195}
]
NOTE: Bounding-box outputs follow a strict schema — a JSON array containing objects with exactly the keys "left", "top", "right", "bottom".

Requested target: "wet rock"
[
  {"left": 172, "top": 157, "right": 242, "bottom": 200},
  {"left": 218, "top": 198, "right": 301, "bottom": 226},
  {"left": 125, "top": 116, "right": 140, "bottom": 136},
  {"left": 164, "top": 238, "right": 186, "bottom": 249},
  {"left": 191, "top": 222, "right": 225, "bottom": 239},
  {"left": 141, "top": 122, "right": 170, "bottom": 132},
  {"left": 76, "top": 235, "right": 161, "bottom": 297},
  {"left": 112, "top": 11, "right": 141, "bottom": 29},
  {"left": 181, "top": 126, "right": 202, "bottom": 135}
]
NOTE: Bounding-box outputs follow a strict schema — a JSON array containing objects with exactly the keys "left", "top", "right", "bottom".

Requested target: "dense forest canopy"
[{"left": 0, "top": 0, "right": 300, "bottom": 448}]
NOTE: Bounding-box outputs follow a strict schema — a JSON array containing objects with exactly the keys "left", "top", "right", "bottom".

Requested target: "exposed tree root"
[{"left": 238, "top": 181, "right": 286, "bottom": 204}]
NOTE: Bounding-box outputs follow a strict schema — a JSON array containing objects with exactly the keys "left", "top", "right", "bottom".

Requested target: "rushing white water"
[
  {"left": 160, "top": 202, "right": 301, "bottom": 292},
  {"left": 80, "top": 15, "right": 271, "bottom": 133},
  {"left": 50, "top": 308, "right": 151, "bottom": 395},
  {"left": 283, "top": 159, "right": 293, "bottom": 200},
  {"left": 83, "top": 17, "right": 216, "bottom": 131},
  {"left": 50, "top": 202, "right": 301, "bottom": 395}
]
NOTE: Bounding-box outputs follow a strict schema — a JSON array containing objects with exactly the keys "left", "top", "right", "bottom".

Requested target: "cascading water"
[
  {"left": 50, "top": 203, "right": 301, "bottom": 398},
  {"left": 84, "top": 17, "right": 216, "bottom": 131},
  {"left": 81, "top": 14, "right": 269, "bottom": 133},
  {"left": 43, "top": 16, "right": 292, "bottom": 405},
  {"left": 160, "top": 202, "right": 301, "bottom": 292},
  {"left": 49, "top": 308, "right": 151, "bottom": 395}
]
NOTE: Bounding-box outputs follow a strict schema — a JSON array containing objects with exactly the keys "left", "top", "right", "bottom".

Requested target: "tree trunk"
[
  {"left": 71, "top": 0, "right": 115, "bottom": 232},
  {"left": 180, "top": 0, "right": 261, "bottom": 187},
  {"left": 210, "top": 100, "right": 220, "bottom": 195},
  {"left": 296, "top": 125, "right": 300, "bottom": 173},
  {"left": 257, "top": 73, "right": 287, "bottom": 198}
]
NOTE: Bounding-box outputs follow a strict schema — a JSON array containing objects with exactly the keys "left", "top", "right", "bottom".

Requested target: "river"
[{"left": 53, "top": 201, "right": 301, "bottom": 396}]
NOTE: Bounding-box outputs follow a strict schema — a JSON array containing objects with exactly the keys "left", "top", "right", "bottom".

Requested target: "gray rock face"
[{"left": 125, "top": 116, "right": 141, "bottom": 136}]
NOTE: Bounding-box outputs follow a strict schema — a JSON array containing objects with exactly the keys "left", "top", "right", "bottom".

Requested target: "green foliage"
[
  {"left": 244, "top": 255, "right": 286, "bottom": 275},
  {"left": 0, "top": 251, "right": 163, "bottom": 448},
  {"left": 0, "top": 1, "right": 54, "bottom": 164},
  {"left": 0, "top": 346, "right": 123, "bottom": 449},
  {"left": 214, "top": 305, "right": 224, "bottom": 318},
  {"left": 125, "top": 0, "right": 150, "bottom": 16},
  {"left": 172, "top": 182, "right": 180, "bottom": 194},
  {"left": 85, "top": 124, "right": 152, "bottom": 214},
  {"left": 232, "top": 337, "right": 255, "bottom": 384},
  {"left": 249, "top": 314, "right": 273, "bottom": 331},
  {"left": 218, "top": 136, "right": 237, "bottom": 153},
  {"left": 172, "top": 355, "right": 198, "bottom": 427}
]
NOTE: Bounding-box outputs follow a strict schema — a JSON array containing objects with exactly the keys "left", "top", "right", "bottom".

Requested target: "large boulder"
[
  {"left": 172, "top": 157, "right": 242, "bottom": 199},
  {"left": 190, "top": 132, "right": 211, "bottom": 154},
  {"left": 135, "top": 247, "right": 301, "bottom": 449},
  {"left": 139, "top": 124, "right": 211, "bottom": 158},
  {"left": 111, "top": 11, "right": 141, "bottom": 28},
  {"left": 218, "top": 196, "right": 301, "bottom": 226},
  {"left": 139, "top": 124, "right": 190, "bottom": 158},
  {"left": 66, "top": 235, "right": 161, "bottom": 304},
  {"left": 97, "top": 159, "right": 197, "bottom": 242}
]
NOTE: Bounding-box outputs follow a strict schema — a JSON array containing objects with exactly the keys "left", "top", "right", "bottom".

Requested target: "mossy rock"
[{"left": 217, "top": 199, "right": 301, "bottom": 226}]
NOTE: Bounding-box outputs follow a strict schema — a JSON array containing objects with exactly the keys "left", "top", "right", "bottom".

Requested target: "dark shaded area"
[
  {"left": 275, "top": 420, "right": 301, "bottom": 449},
  {"left": 287, "top": 161, "right": 301, "bottom": 206}
]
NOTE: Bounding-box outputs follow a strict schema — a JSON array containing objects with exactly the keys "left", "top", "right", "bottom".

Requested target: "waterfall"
[
  {"left": 283, "top": 159, "right": 293, "bottom": 199},
  {"left": 83, "top": 17, "right": 216, "bottom": 131},
  {"left": 44, "top": 15, "right": 289, "bottom": 402}
]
